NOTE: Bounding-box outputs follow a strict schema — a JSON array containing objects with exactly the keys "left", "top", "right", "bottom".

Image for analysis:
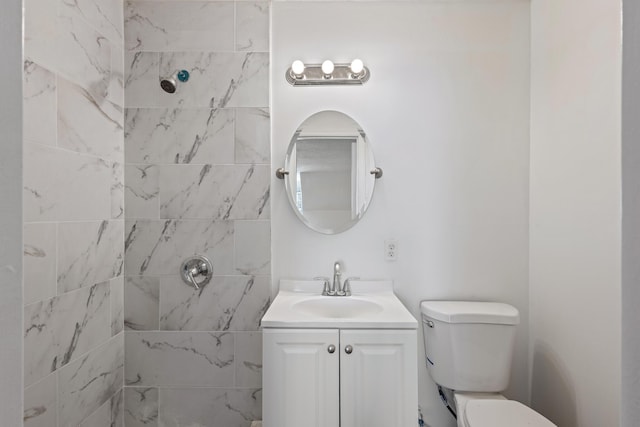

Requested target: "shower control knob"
[
  {"left": 327, "top": 344, "right": 336, "bottom": 354},
  {"left": 345, "top": 345, "right": 353, "bottom": 354}
]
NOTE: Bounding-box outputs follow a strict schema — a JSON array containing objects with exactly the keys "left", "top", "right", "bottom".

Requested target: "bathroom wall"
[
  {"left": 0, "top": 0, "right": 24, "bottom": 423},
  {"left": 122, "top": 1, "right": 270, "bottom": 425},
  {"left": 529, "top": 0, "right": 622, "bottom": 426},
  {"left": 272, "top": 2, "right": 530, "bottom": 427},
  {"left": 22, "top": 0, "right": 126, "bottom": 425},
  {"left": 622, "top": 1, "right": 640, "bottom": 425}
]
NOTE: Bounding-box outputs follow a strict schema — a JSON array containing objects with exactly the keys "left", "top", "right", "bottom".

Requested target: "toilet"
[{"left": 420, "top": 301, "right": 556, "bottom": 427}]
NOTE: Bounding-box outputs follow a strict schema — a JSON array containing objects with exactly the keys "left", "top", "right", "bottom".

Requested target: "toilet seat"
[{"left": 463, "top": 399, "right": 556, "bottom": 427}]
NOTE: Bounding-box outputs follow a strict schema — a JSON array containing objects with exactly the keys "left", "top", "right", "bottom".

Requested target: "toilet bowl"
[
  {"left": 420, "top": 301, "right": 556, "bottom": 427},
  {"left": 454, "top": 392, "right": 555, "bottom": 427}
]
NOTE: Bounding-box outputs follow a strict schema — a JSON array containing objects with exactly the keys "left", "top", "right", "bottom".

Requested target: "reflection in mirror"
[{"left": 284, "top": 110, "right": 377, "bottom": 234}]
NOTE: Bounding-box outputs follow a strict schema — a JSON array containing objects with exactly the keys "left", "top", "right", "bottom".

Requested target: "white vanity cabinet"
[
  {"left": 339, "top": 329, "right": 418, "bottom": 427},
  {"left": 263, "top": 328, "right": 417, "bottom": 427},
  {"left": 262, "top": 329, "right": 340, "bottom": 427}
]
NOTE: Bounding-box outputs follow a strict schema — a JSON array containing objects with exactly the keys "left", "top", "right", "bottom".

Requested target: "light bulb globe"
[
  {"left": 350, "top": 59, "right": 364, "bottom": 75},
  {"left": 321, "top": 60, "right": 335, "bottom": 76},
  {"left": 291, "top": 60, "right": 305, "bottom": 76}
]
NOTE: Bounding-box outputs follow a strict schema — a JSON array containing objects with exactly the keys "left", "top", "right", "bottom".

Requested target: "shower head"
[
  {"left": 160, "top": 77, "right": 177, "bottom": 93},
  {"left": 160, "top": 69, "right": 190, "bottom": 93}
]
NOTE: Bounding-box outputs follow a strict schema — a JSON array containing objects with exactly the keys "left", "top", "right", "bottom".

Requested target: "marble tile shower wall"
[
  {"left": 123, "top": 1, "right": 270, "bottom": 426},
  {"left": 22, "top": 0, "right": 126, "bottom": 426}
]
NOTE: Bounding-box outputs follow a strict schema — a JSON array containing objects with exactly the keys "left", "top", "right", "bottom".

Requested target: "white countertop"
[{"left": 261, "top": 279, "right": 418, "bottom": 329}]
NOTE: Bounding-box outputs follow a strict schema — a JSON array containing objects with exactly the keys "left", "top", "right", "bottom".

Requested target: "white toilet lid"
[{"left": 464, "top": 399, "right": 556, "bottom": 427}]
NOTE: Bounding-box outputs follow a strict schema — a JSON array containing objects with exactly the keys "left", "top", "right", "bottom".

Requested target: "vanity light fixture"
[{"left": 285, "top": 58, "right": 370, "bottom": 86}]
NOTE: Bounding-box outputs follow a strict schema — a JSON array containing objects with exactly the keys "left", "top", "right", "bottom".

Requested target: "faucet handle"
[
  {"left": 314, "top": 276, "right": 332, "bottom": 296},
  {"left": 343, "top": 277, "right": 360, "bottom": 296}
]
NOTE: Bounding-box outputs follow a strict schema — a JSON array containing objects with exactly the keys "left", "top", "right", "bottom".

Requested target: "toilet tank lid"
[
  {"left": 465, "top": 400, "right": 556, "bottom": 427},
  {"left": 420, "top": 301, "right": 519, "bottom": 325}
]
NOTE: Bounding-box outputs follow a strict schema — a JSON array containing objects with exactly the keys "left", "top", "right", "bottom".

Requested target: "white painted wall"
[
  {"left": 271, "top": 2, "right": 530, "bottom": 426},
  {"left": 622, "top": 1, "right": 640, "bottom": 425},
  {"left": 529, "top": 0, "right": 621, "bottom": 426},
  {"left": 0, "top": 0, "right": 23, "bottom": 422}
]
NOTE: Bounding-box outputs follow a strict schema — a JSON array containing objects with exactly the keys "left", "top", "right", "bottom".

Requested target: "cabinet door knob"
[
  {"left": 327, "top": 344, "right": 336, "bottom": 354},
  {"left": 345, "top": 345, "right": 353, "bottom": 354}
]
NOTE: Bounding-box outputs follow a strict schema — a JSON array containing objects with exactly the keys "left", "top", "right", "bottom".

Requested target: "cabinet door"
[
  {"left": 339, "top": 329, "right": 418, "bottom": 427},
  {"left": 263, "top": 329, "right": 340, "bottom": 427}
]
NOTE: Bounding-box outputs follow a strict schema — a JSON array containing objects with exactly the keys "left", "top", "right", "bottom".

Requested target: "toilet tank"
[{"left": 420, "top": 301, "right": 519, "bottom": 392}]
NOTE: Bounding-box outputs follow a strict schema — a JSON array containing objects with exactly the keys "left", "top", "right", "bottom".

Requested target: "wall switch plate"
[{"left": 385, "top": 239, "right": 397, "bottom": 261}]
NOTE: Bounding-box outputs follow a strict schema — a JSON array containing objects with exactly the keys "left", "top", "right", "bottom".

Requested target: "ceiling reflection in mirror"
[{"left": 283, "top": 110, "right": 377, "bottom": 234}]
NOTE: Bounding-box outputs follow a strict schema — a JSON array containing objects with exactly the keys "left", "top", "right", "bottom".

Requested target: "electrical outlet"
[{"left": 385, "top": 239, "right": 397, "bottom": 261}]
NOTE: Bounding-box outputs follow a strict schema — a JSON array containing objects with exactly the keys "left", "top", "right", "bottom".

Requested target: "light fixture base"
[{"left": 286, "top": 63, "right": 370, "bottom": 86}]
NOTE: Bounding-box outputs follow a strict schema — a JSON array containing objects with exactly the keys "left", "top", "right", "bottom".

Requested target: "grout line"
[
  {"left": 28, "top": 317, "right": 125, "bottom": 390},
  {"left": 75, "top": 386, "right": 123, "bottom": 426},
  {"left": 157, "top": 273, "right": 162, "bottom": 331},
  {"left": 55, "top": 222, "right": 59, "bottom": 297},
  {"left": 56, "top": 369, "right": 59, "bottom": 427},
  {"left": 233, "top": 330, "right": 237, "bottom": 387},
  {"left": 24, "top": 139, "right": 122, "bottom": 163},
  {"left": 23, "top": 219, "right": 125, "bottom": 228},
  {"left": 54, "top": 72, "right": 59, "bottom": 149},
  {"left": 234, "top": 1, "right": 238, "bottom": 53},
  {"left": 233, "top": 107, "right": 238, "bottom": 164},
  {"left": 109, "top": 274, "right": 113, "bottom": 338}
]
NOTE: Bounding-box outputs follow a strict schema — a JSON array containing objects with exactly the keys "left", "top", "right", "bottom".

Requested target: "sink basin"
[
  {"left": 292, "top": 297, "right": 383, "bottom": 318},
  {"left": 260, "top": 280, "right": 418, "bottom": 329}
]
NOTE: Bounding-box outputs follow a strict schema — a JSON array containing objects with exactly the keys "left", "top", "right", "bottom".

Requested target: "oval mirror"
[{"left": 283, "top": 110, "right": 378, "bottom": 234}]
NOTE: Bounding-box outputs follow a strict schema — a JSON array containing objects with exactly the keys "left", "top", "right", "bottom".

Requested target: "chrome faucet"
[
  {"left": 317, "top": 262, "right": 355, "bottom": 296},
  {"left": 333, "top": 261, "right": 342, "bottom": 296}
]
